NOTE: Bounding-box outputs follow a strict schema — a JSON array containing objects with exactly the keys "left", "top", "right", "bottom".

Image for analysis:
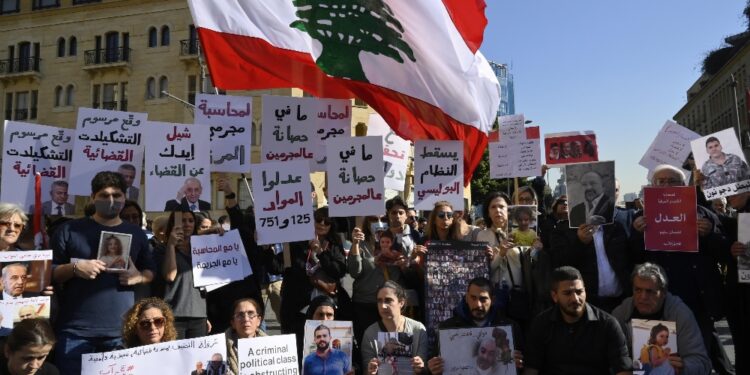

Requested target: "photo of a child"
[
  {"left": 509, "top": 206, "right": 538, "bottom": 246},
  {"left": 632, "top": 319, "right": 677, "bottom": 375},
  {"left": 97, "top": 231, "right": 132, "bottom": 271}
]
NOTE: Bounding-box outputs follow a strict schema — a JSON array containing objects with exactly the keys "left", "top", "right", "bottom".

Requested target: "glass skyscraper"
[{"left": 489, "top": 61, "right": 515, "bottom": 117}]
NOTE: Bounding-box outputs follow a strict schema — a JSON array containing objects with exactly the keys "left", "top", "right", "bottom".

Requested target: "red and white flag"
[{"left": 187, "top": 0, "right": 500, "bottom": 183}]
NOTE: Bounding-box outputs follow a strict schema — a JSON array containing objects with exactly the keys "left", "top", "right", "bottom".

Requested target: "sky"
[{"left": 481, "top": 0, "right": 748, "bottom": 198}]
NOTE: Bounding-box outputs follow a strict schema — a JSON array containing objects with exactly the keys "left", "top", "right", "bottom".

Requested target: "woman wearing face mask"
[
  {"left": 0, "top": 318, "right": 58, "bottom": 375},
  {"left": 157, "top": 209, "right": 210, "bottom": 339}
]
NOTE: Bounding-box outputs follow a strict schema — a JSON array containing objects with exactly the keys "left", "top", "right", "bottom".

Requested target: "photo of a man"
[
  {"left": 566, "top": 161, "right": 615, "bottom": 228},
  {"left": 191, "top": 361, "right": 205, "bottom": 375},
  {"left": 303, "top": 324, "right": 352, "bottom": 375},
  {"left": 473, "top": 337, "right": 512, "bottom": 375},
  {"left": 117, "top": 163, "right": 140, "bottom": 201},
  {"left": 699, "top": 136, "right": 750, "bottom": 190},
  {"left": 31, "top": 180, "right": 74, "bottom": 216},
  {"left": 0, "top": 263, "right": 33, "bottom": 300},
  {"left": 164, "top": 177, "right": 211, "bottom": 212},
  {"left": 206, "top": 353, "right": 228, "bottom": 375},
  {"left": 16, "top": 305, "right": 37, "bottom": 320}
]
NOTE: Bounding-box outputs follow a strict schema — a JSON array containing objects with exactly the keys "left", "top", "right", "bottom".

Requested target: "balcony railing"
[
  {"left": 100, "top": 101, "right": 127, "bottom": 111},
  {"left": 180, "top": 39, "right": 199, "bottom": 56},
  {"left": 0, "top": 57, "right": 41, "bottom": 75},
  {"left": 14, "top": 109, "right": 28, "bottom": 120},
  {"left": 84, "top": 47, "right": 131, "bottom": 66}
]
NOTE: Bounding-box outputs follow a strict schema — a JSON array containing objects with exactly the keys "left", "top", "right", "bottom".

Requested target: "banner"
[
  {"left": 690, "top": 128, "right": 750, "bottom": 200},
  {"left": 424, "top": 241, "right": 489, "bottom": 349},
  {"left": 639, "top": 120, "right": 699, "bottom": 172},
  {"left": 144, "top": 122, "right": 211, "bottom": 212},
  {"left": 327, "top": 136, "right": 385, "bottom": 217},
  {"left": 438, "top": 326, "right": 516, "bottom": 375},
  {"left": 414, "top": 140, "right": 463, "bottom": 210},
  {"left": 490, "top": 126, "right": 541, "bottom": 179},
  {"left": 238, "top": 334, "right": 299, "bottom": 375},
  {"left": 261, "top": 95, "right": 317, "bottom": 167},
  {"left": 644, "top": 187, "right": 698, "bottom": 252},
  {"left": 195, "top": 93, "right": 252, "bottom": 173},
  {"left": 82, "top": 334, "right": 227, "bottom": 375},
  {"left": 544, "top": 131, "right": 598, "bottom": 165},
  {"left": 366, "top": 114, "right": 410, "bottom": 191},
  {"left": 68, "top": 108, "right": 146, "bottom": 195},
  {"left": 1, "top": 121, "right": 74, "bottom": 212},
  {"left": 252, "top": 160, "right": 315, "bottom": 245},
  {"left": 190, "top": 229, "right": 253, "bottom": 287}
]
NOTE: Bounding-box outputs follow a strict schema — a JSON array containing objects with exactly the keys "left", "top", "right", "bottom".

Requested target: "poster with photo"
[
  {"left": 425, "top": 241, "right": 490, "bottom": 349},
  {"left": 377, "top": 331, "right": 415, "bottom": 375},
  {"left": 564, "top": 161, "right": 616, "bottom": 228},
  {"left": 738, "top": 213, "right": 750, "bottom": 283},
  {"left": 0, "top": 250, "right": 53, "bottom": 296},
  {"left": 631, "top": 319, "right": 678, "bottom": 375},
  {"left": 544, "top": 131, "right": 598, "bottom": 165},
  {"left": 302, "top": 320, "right": 354, "bottom": 375},
  {"left": 690, "top": 128, "right": 750, "bottom": 200},
  {"left": 0, "top": 296, "right": 51, "bottom": 332},
  {"left": 509, "top": 205, "right": 538, "bottom": 247},
  {"left": 438, "top": 326, "right": 515, "bottom": 375},
  {"left": 97, "top": 231, "right": 132, "bottom": 271}
]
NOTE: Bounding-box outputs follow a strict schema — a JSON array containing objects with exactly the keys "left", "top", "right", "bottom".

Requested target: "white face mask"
[{"left": 221, "top": 223, "right": 231, "bottom": 231}]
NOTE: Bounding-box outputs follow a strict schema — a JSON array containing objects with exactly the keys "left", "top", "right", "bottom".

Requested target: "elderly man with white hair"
[{"left": 630, "top": 164, "right": 735, "bottom": 375}]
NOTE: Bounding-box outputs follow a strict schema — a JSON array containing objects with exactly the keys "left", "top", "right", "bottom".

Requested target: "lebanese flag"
[{"left": 187, "top": 0, "right": 500, "bottom": 184}]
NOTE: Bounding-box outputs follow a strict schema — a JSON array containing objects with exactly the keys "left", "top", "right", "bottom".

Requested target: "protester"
[
  {"left": 51, "top": 171, "right": 154, "bottom": 374},
  {"left": 426, "top": 277, "right": 523, "bottom": 374},
  {"left": 1, "top": 318, "right": 58, "bottom": 375},
  {"left": 0, "top": 204, "right": 27, "bottom": 252},
  {"left": 611, "top": 263, "right": 711, "bottom": 375},
  {"left": 306, "top": 295, "right": 337, "bottom": 321},
  {"left": 119, "top": 200, "right": 144, "bottom": 228},
  {"left": 384, "top": 197, "right": 415, "bottom": 255},
  {"left": 157, "top": 209, "right": 209, "bottom": 339},
  {"left": 523, "top": 266, "right": 631, "bottom": 375},
  {"left": 362, "top": 281, "right": 427, "bottom": 375},
  {"left": 423, "top": 201, "right": 455, "bottom": 242},
  {"left": 225, "top": 298, "right": 266, "bottom": 375},
  {"left": 121, "top": 297, "right": 177, "bottom": 348}
]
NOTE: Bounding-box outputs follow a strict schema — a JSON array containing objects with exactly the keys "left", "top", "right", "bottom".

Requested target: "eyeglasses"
[
  {"left": 0, "top": 221, "right": 24, "bottom": 230},
  {"left": 436, "top": 212, "right": 454, "bottom": 219},
  {"left": 653, "top": 178, "right": 682, "bottom": 186},
  {"left": 8, "top": 275, "right": 28, "bottom": 282},
  {"left": 234, "top": 311, "right": 259, "bottom": 320},
  {"left": 315, "top": 217, "right": 332, "bottom": 225},
  {"left": 137, "top": 317, "right": 165, "bottom": 330}
]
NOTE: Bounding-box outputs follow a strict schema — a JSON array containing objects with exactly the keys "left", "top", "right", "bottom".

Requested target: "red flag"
[
  {"left": 33, "top": 173, "right": 46, "bottom": 249},
  {"left": 187, "top": 0, "right": 500, "bottom": 184}
]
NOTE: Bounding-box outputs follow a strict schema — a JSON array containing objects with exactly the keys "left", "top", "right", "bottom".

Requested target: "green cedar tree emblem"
[{"left": 290, "top": 0, "right": 417, "bottom": 82}]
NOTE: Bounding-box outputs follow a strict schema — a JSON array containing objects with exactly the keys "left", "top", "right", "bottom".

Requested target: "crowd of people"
[{"left": 0, "top": 161, "right": 747, "bottom": 375}]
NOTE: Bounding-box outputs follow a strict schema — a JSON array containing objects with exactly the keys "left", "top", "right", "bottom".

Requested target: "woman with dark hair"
[
  {"left": 225, "top": 298, "right": 266, "bottom": 374},
  {"left": 362, "top": 281, "right": 427, "bottom": 375},
  {"left": 156, "top": 209, "right": 209, "bottom": 339},
  {"left": 121, "top": 297, "right": 177, "bottom": 347},
  {"left": 119, "top": 200, "right": 144, "bottom": 228},
  {"left": 1, "top": 318, "right": 58, "bottom": 375}
]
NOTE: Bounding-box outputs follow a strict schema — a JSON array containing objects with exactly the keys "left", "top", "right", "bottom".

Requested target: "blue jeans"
[{"left": 54, "top": 331, "right": 122, "bottom": 375}]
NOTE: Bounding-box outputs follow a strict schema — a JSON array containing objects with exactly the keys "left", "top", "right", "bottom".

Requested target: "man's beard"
[{"left": 316, "top": 341, "right": 329, "bottom": 352}]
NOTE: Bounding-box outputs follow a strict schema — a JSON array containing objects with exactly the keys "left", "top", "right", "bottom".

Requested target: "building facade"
[
  {"left": 0, "top": 0, "right": 375, "bottom": 211},
  {"left": 489, "top": 61, "right": 515, "bottom": 117}
]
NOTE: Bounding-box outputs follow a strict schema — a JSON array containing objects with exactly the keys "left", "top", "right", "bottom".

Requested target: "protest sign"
[
  {"left": 302, "top": 320, "right": 354, "bottom": 375},
  {"left": 238, "top": 333, "right": 299, "bottom": 375},
  {"left": 327, "top": 136, "right": 385, "bottom": 217},
  {"left": 565, "top": 161, "right": 616, "bottom": 228},
  {"left": 82, "top": 334, "right": 227, "bottom": 375},
  {"left": 425, "top": 241, "right": 490, "bottom": 348},
  {"left": 376, "top": 331, "right": 416, "bottom": 375},
  {"left": 190, "top": 229, "right": 253, "bottom": 287},
  {"left": 544, "top": 131, "right": 598, "bottom": 165},
  {"left": 0, "top": 250, "right": 52, "bottom": 296},
  {"left": 252, "top": 160, "right": 315, "bottom": 245},
  {"left": 498, "top": 114, "right": 525, "bottom": 128},
  {"left": 490, "top": 126, "right": 541, "bottom": 179},
  {"left": 438, "top": 326, "right": 515, "bottom": 375},
  {"left": 261, "top": 95, "right": 317, "bottom": 167},
  {"left": 68, "top": 108, "right": 146, "bottom": 195},
  {"left": 311, "top": 98, "right": 352, "bottom": 172},
  {"left": 631, "top": 319, "right": 677, "bottom": 375},
  {"left": 1, "top": 121, "right": 75, "bottom": 212},
  {"left": 737, "top": 213, "right": 750, "bottom": 283},
  {"left": 97, "top": 231, "right": 131, "bottom": 271},
  {"left": 690, "top": 128, "right": 750, "bottom": 200},
  {"left": 0, "top": 296, "right": 50, "bottom": 332},
  {"left": 644, "top": 187, "right": 698, "bottom": 252},
  {"left": 367, "top": 114, "right": 410, "bottom": 191},
  {"left": 143, "top": 121, "right": 211, "bottom": 212},
  {"left": 414, "top": 140, "right": 463, "bottom": 210},
  {"left": 639, "top": 120, "right": 699, "bottom": 172},
  {"left": 195, "top": 93, "right": 252, "bottom": 172}
]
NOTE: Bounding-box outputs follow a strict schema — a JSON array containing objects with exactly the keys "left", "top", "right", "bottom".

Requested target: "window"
[
  {"left": 145, "top": 77, "right": 155, "bottom": 99},
  {"left": 73, "top": 0, "right": 100, "bottom": 4},
  {"left": 187, "top": 75, "right": 197, "bottom": 105},
  {"left": 120, "top": 82, "right": 128, "bottom": 110},
  {"left": 65, "top": 84, "right": 74, "bottom": 106},
  {"left": 148, "top": 27, "right": 157, "bottom": 48},
  {"left": 103, "top": 83, "right": 116, "bottom": 110},
  {"left": 160, "top": 25, "right": 170, "bottom": 46},
  {"left": 69, "top": 36, "right": 77, "bottom": 56},
  {"left": 4, "top": 93, "right": 12, "bottom": 120},
  {"left": 158, "top": 76, "right": 168, "bottom": 97},
  {"left": 30, "top": 90, "right": 37, "bottom": 119},
  {"left": 54, "top": 86, "right": 63, "bottom": 107},
  {"left": 57, "top": 37, "right": 65, "bottom": 57},
  {"left": 0, "top": 0, "right": 19, "bottom": 14},
  {"left": 33, "top": 0, "right": 59, "bottom": 10},
  {"left": 15, "top": 92, "right": 28, "bottom": 120}
]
